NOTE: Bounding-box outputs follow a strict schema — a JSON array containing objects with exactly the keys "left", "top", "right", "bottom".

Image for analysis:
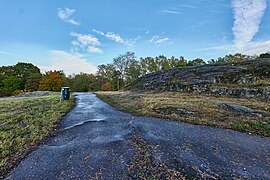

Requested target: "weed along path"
[{"left": 7, "top": 93, "right": 270, "bottom": 179}]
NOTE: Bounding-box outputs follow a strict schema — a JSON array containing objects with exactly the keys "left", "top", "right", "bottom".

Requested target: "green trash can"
[{"left": 61, "top": 87, "right": 70, "bottom": 100}]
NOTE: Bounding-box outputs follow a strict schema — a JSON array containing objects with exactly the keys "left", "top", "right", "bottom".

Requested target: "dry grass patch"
[
  {"left": 96, "top": 91, "right": 270, "bottom": 137},
  {"left": 128, "top": 135, "right": 186, "bottom": 179}
]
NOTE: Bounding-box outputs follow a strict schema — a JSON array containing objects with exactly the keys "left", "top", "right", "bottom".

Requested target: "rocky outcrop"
[
  {"left": 127, "top": 59, "right": 270, "bottom": 100},
  {"left": 13, "top": 91, "right": 59, "bottom": 98},
  {"left": 218, "top": 103, "right": 262, "bottom": 117}
]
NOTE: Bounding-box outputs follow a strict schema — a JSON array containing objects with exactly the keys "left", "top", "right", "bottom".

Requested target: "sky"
[{"left": 0, "top": 0, "right": 269, "bottom": 74}]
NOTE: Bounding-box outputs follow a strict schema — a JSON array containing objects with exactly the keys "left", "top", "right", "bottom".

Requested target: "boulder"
[{"left": 218, "top": 103, "right": 262, "bottom": 117}]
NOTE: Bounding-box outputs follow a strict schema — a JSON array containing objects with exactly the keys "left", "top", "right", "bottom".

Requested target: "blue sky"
[{"left": 0, "top": 0, "right": 269, "bottom": 74}]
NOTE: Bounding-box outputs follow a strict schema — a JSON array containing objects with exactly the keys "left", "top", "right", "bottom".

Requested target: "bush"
[{"left": 12, "top": 90, "right": 25, "bottom": 96}]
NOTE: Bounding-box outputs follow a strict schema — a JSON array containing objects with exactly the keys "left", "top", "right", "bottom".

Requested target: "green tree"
[
  {"left": 62, "top": 74, "right": 75, "bottom": 91},
  {"left": 223, "top": 53, "right": 251, "bottom": 62},
  {"left": 2, "top": 76, "right": 22, "bottom": 95},
  {"left": 73, "top": 73, "right": 96, "bottom": 92},
  {"left": 25, "top": 73, "right": 42, "bottom": 92},
  {"left": 187, "top": 58, "right": 206, "bottom": 66},
  {"left": 259, "top": 52, "right": 270, "bottom": 58},
  {"left": 113, "top": 51, "right": 137, "bottom": 87},
  {"left": 175, "top": 56, "right": 187, "bottom": 67},
  {"left": 14, "top": 62, "right": 41, "bottom": 89},
  {"left": 126, "top": 60, "right": 141, "bottom": 83}
]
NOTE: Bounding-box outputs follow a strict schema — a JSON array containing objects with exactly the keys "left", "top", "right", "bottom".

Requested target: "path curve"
[{"left": 7, "top": 93, "right": 270, "bottom": 179}]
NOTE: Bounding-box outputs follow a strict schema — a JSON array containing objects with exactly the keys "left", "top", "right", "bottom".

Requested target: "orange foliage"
[
  {"left": 102, "top": 81, "right": 112, "bottom": 91},
  {"left": 39, "top": 71, "right": 63, "bottom": 91}
]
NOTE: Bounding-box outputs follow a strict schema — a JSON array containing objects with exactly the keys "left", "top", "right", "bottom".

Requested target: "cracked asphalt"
[{"left": 7, "top": 93, "right": 270, "bottom": 179}]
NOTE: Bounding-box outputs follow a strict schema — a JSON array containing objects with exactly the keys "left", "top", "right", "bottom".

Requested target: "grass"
[
  {"left": 96, "top": 91, "right": 270, "bottom": 137},
  {"left": 0, "top": 94, "right": 75, "bottom": 177}
]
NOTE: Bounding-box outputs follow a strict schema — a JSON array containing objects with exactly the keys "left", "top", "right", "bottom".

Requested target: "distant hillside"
[{"left": 127, "top": 58, "right": 270, "bottom": 100}]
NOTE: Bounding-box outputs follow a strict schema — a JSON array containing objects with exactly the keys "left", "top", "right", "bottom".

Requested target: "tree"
[
  {"left": 25, "top": 73, "right": 42, "bottom": 91},
  {"left": 126, "top": 60, "right": 141, "bottom": 83},
  {"left": 175, "top": 56, "right": 187, "bottom": 67},
  {"left": 111, "top": 70, "right": 121, "bottom": 90},
  {"left": 14, "top": 62, "right": 41, "bottom": 89},
  {"left": 140, "top": 57, "right": 159, "bottom": 74},
  {"left": 113, "top": 51, "right": 137, "bottom": 87},
  {"left": 2, "top": 76, "right": 22, "bottom": 95},
  {"left": 73, "top": 73, "right": 96, "bottom": 92},
  {"left": 39, "top": 71, "right": 63, "bottom": 91},
  {"left": 102, "top": 81, "right": 113, "bottom": 91},
  {"left": 187, "top": 58, "right": 206, "bottom": 66},
  {"left": 62, "top": 74, "right": 75, "bottom": 91},
  {"left": 223, "top": 53, "right": 251, "bottom": 62},
  {"left": 259, "top": 52, "right": 270, "bottom": 58}
]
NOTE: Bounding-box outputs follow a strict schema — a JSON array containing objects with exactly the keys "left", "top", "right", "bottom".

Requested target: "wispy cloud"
[
  {"left": 198, "top": 39, "right": 270, "bottom": 56},
  {"left": 40, "top": 50, "right": 97, "bottom": 75},
  {"left": 178, "top": 4, "right": 198, "bottom": 9},
  {"left": 159, "top": 9, "right": 182, "bottom": 15},
  {"left": 87, "top": 46, "right": 103, "bottom": 54},
  {"left": 232, "top": 0, "right": 267, "bottom": 51},
  {"left": 240, "top": 40, "right": 270, "bottom": 55},
  {"left": 0, "top": 50, "right": 15, "bottom": 56},
  {"left": 149, "top": 34, "right": 172, "bottom": 46},
  {"left": 57, "top": 8, "right": 80, "bottom": 25},
  {"left": 0, "top": 50, "right": 33, "bottom": 60},
  {"left": 199, "top": 0, "right": 269, "bottom": 56},
  {"left": 70, "top": 32, "right": 102, "bottom": 54},
  {"left": 92, "top": 29, "right": 140, "bottom": 47}
]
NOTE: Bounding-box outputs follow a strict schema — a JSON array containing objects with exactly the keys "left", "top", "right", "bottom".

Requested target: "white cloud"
[
  {"left": 232, "top": 0, "right": 267, "bottom": 51},
  {"left": 70, "top": 32, "right": 101, "bottom": 46},
  {"left": 159, "top": 9, "right": 182, "bottom": 15},
  {"left": 178, "top": 4, "right": 198, "bottom": 9},
  {"left": 70, "top": 32, "right": 102, "bottom": 54},
  {"left": 57, "top": 8, "right": 80, "bottom": 25},
  {"left": 92, "top": 29, "right": 140, "bottom": 47},
  {"left": 105, "top": 32, "right": 125, "bottom": 44},
  {"left": 87, "top": 46, "right": 103, "bottom": 54},
  {"left": 40, "top": 50, "right": 97, "bottom": 75},
  {"left": 155, "top": 37, "right": 170, "bottom": 44},
  {"left": 201, "top": 0, "right": 269, "bottom": 56},
  {"left": 150, "top": 35, "right": 171, "bottom": 45},
  {"left": 239, "top": 40, "right": 270, "bottom": 55},
  {"left": 197, "top": 40, "right": 270, "bottom": 56}
]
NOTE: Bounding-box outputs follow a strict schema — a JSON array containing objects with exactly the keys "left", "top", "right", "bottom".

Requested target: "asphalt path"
[{"left": 7, "top": 93, "right": 270, "bottom": 179}]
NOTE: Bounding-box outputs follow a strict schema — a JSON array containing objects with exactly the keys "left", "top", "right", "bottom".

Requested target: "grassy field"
[
  {"left": 0, "top": 94, "right": 75, "bottom": 177},
  {"left": 96, "top": 91, "right": 270, "bottom": 137}
]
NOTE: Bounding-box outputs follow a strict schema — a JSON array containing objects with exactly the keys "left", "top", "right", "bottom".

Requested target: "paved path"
[{"left": 7, "top": 93, "right": 270, "bottom": 179}]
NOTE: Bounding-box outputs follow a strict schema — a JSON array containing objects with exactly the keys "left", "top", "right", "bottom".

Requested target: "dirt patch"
[{"left": 128, "top": 135, "right": 186, "bottom": 179}]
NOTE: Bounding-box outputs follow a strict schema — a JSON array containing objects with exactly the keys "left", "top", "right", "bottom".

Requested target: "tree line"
[
  {"left": 0, "top": 52, "right": 269, "bottom": 96},
  {"left": 96, "top": 52, "right": 270, "bottom": 91}
]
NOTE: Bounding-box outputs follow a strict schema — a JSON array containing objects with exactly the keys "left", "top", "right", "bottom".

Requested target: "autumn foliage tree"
[
  {"left": 39, "top": 71, "right": 63, "bottom": 91},
  {"left": 101, "top": 81, "right": 112, "bottom": 91}
]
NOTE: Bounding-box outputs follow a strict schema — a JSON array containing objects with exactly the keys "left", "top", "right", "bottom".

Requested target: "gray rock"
[
  {"left": 13, "top": 91, "right": 60, "bottom": 98},
  {"left": 153, "top": 107, "right": 195, "bottom": 116},
  {"left": 126, "top": 58, "right": 270, "bottom": 100},
  {"left": 218, "top": 103, "right": 262, "bottom": 117}
]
